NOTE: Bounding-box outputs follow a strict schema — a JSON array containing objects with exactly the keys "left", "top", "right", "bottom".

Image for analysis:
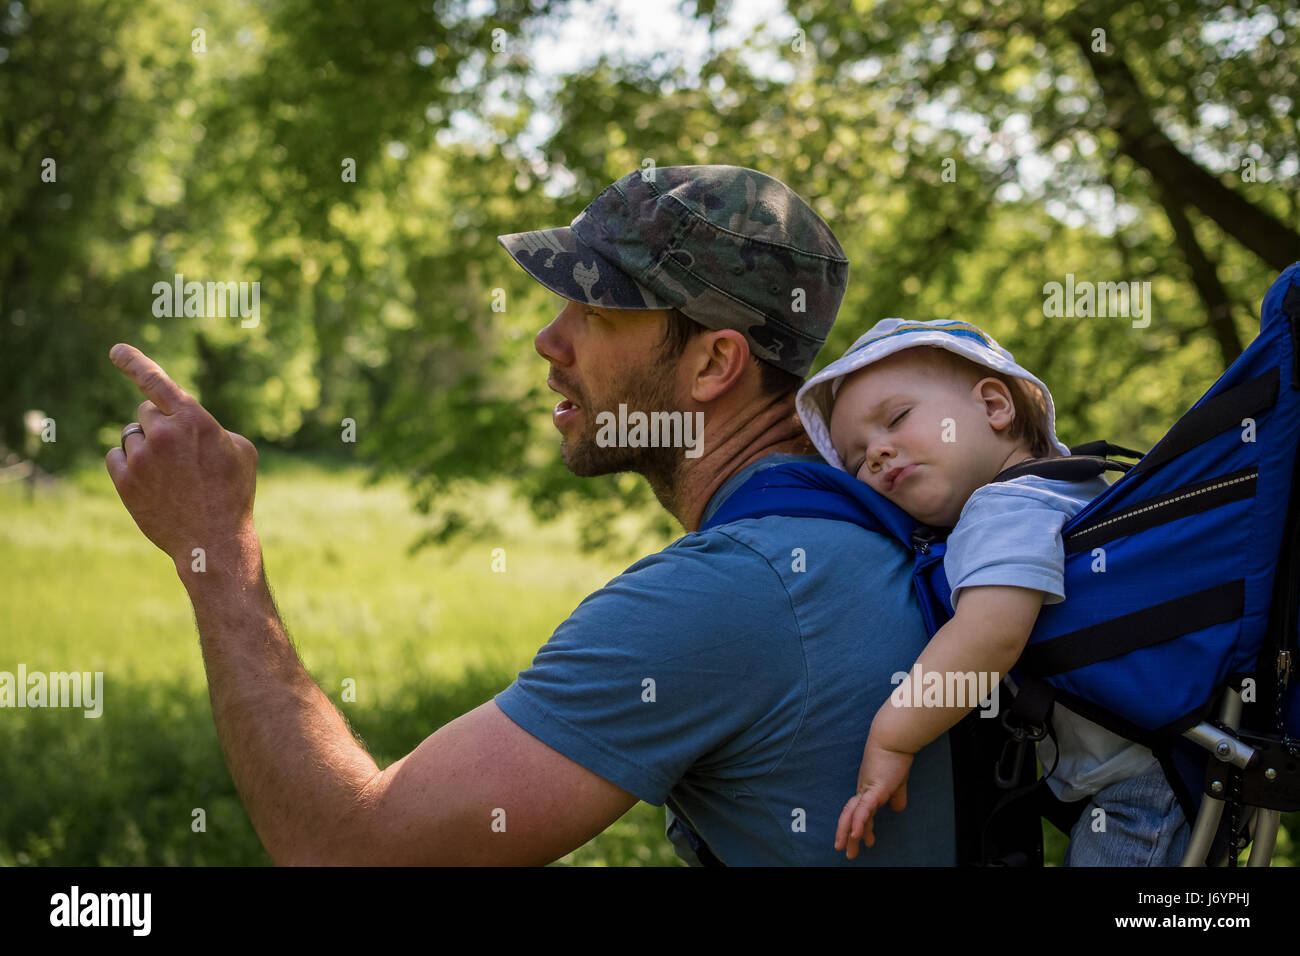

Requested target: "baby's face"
[{"left": 828, "top": 354, "right": 1009, "bottom": 527}]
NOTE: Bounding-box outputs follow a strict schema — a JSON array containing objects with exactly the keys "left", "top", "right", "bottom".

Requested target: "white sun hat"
[{"left": 795, "top": 317, "right": 1072, "bottom": 471}]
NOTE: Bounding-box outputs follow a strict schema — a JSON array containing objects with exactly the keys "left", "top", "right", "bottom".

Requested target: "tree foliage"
[{"left": 3, "top": 0, "right": 1296, "bottom": 547}]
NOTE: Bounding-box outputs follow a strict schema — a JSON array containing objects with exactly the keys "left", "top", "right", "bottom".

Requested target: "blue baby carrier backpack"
[{"left": 702, "top": 263, "right": 1300, "bottom": 866}]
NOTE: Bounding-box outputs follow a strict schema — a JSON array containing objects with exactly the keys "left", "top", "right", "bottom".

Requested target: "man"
[{"left": 106, "top": 165, "right": 956, "bottom": 865}]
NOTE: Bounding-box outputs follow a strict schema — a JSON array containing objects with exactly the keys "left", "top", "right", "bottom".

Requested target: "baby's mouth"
[{"left": 884, "top": 464, "right": 917, "bottom": 491}]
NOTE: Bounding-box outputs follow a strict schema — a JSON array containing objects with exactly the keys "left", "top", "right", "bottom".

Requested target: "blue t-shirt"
[{"left": 495, "top": 453, "right": 957, "bottom": 865}]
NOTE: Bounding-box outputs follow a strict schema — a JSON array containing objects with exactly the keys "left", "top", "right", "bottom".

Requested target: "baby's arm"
[
  {"left": 834, "top": 585, "right": 1045, "bottom": 858},
  {"left": 873, "top": 584, "right": 1044, "bottom": 750}
]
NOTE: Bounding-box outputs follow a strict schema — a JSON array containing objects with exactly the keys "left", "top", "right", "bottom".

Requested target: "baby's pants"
[{"left": 1064, "top": 767, "right": 1191, "bottom": 866}]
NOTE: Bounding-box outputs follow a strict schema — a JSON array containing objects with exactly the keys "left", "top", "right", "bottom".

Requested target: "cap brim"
[{"left": 498, "top": 226, "right": 676, "bottom": 310}]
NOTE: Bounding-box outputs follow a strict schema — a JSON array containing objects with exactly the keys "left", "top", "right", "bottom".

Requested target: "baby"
[{"left": 794, "top": 318, "right": 1190, "bottom": 866}]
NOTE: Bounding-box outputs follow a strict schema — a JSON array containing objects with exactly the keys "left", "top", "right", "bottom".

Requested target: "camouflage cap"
[{"left": 498, "top": 165, "right": 849, "bottom": 378}]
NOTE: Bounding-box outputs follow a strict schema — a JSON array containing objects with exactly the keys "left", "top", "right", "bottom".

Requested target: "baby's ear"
[{"left": 975, "top": 377, "right": 1017, "bottom": 429}]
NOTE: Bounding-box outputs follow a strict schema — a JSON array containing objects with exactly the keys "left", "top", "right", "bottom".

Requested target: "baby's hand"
[{"left": 833, "top": 737, "right": 914, "bottom": 860}]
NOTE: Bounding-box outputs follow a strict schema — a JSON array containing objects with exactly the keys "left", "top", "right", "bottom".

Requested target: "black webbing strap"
[
  {"left": 949, "top": 700, "right": 1043, "bottom": 866},
  {"left": 1068, "top": 440, "right": 1145, "bottom": 460},
  {"left": 993, "top": 442, "right": 1142, "bottom": 485},
  {"left": 1019, "top": 580, "right": 1245, "bottom": 678},
  {"left": 1011, "top": 674, "right": 1055, "bottom": 725},
  {"left": 980, "top": 676, "right": 1061, "bottom": 863},
  {"left": 993, "top": 455, "right": 1130, "bottom": 484},
  {"left": 1126, "top": 367, "right": 1279, "bottom": 479}
]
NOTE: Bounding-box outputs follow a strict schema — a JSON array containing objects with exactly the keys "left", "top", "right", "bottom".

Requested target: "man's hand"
[
  {"left": 833, "top": 735, "right": 913, "bottom": 860},
  {"left": 104, "top": 343, "right": 259, "bottom": 568}
]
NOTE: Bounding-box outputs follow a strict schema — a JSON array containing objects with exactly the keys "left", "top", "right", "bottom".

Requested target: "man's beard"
[{"left": 560, "top": 355, "right": 686, "bottom": 493}]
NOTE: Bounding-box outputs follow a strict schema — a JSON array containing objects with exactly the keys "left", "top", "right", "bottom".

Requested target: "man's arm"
[
  {"left": 190, "top": 556, "right": 635, "bottom": 865},
  {"left": 106, "top": 344, "right": 637, "bottom": 864}
]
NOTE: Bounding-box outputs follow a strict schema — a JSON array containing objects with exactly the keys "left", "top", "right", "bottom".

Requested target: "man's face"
[{"left": 534, "top": 299, "right": 685, "bottom": 479}]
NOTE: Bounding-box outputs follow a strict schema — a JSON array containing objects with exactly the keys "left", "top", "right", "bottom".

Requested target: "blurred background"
[{"left": 1, "top": 0, "right": 1297, "bottom": 864}]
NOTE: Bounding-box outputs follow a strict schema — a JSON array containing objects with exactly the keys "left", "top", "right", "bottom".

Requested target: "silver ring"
[{"left": 120, "top": 422, "right": 145, "bottom": 451}]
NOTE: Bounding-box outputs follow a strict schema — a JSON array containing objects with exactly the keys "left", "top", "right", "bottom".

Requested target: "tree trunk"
[
  {"left": 1159, "top": 187, "right": 1244, "bottom": 367},
  {"left": 1063, "top": 12, "right": 1300, "bottom": 272}
]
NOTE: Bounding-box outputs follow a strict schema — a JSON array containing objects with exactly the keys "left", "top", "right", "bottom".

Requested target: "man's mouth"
[
  {"left": 554, "top": 399, "right": 580, "bottom": 423},
  {"left": 548, "top": 378, "right": 582, "bottom": 426}
]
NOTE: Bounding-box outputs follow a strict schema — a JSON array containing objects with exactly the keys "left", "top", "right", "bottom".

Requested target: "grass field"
[
  {"left": 1, "top": 451, "right": 684, "bottom": 866},
  {"left": 1, "top": 453, "right": 1293, "bottom": 866}
]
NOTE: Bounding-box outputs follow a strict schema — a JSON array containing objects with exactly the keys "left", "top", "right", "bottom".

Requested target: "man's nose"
[{"left": 534, "top": 302, "right": 578, "bottom": 366}]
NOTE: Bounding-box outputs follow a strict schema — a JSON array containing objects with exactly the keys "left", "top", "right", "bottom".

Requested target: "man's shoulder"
[
  {"left": 558, "top": 511, "right": 914, "bottom": 666},
  {"left": 693, "top": 500, "right": 909, "bottom": 549},
  {"left": 495, "top": 518, "right": 823, "bottom": 809},
  {"left": 616, "top": 521, "right": 789, "bottom": 591},
  {"left": 620, "top": 512, "right": 893, "bottom": 584},
  {"left": 562, "top": 526, "right": 801, "bottom": 651},
  {"left": 688, "top": 513, "right": 912, "bottom": 587}
]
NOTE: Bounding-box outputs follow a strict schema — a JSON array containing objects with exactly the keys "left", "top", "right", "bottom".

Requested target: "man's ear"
[
  {"left": 975, "top": 377, "right": 1016, "bottom": 432},
  {"left": 688, "top": 329, "right": 751, "bottom": 403}
]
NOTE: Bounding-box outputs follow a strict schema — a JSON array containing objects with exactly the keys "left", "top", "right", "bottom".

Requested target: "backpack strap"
[
  {"left": 991, "top": 441, "right": 1144, "bottom": 485},
  {"left": 701, "top": 460, "right": 916, "bottom": 544}
]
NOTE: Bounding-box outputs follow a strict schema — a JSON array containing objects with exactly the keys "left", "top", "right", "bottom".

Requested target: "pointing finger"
[{"left": 109, "top": 344, "right": 190, "bottom": 416}]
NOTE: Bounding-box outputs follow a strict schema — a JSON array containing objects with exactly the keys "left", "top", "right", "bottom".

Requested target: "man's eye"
[{"left": 889, "top": 409, "right": 909, "bottom": 428}]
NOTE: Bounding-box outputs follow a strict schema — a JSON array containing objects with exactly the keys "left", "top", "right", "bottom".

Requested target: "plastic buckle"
[{"left": 910, "top": 527, "right": 938, "bottom": 555}]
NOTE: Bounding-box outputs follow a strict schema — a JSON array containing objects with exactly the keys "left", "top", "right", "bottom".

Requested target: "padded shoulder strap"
[
  {"left": 700, "top": 460, "right": 916, "bottom": 547},
  {"left": 992, "top": 441, "right": 1145, "bottom": 484}
]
